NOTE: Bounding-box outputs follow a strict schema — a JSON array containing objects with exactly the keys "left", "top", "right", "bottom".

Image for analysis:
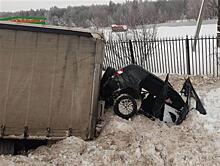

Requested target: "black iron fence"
[{"left": 104, "top": 36, "right": 220, "bottom": 76}]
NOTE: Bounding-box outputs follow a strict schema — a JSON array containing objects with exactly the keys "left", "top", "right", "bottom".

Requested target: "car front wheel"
[{"left": 113, "top": 94, "right": 137, "bottom": 119}]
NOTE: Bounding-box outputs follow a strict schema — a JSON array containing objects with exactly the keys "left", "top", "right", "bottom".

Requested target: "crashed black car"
[{"left": 100, "top": 64, "right": 206, "bottom": 125}]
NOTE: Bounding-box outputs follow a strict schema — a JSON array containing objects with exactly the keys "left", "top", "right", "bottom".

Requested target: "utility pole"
[
  {"left": 218, "top": 0, "right": 220, "bottom": 47},
  {"left": 192, "top": 0, "right": 206, "bottom": 51}
]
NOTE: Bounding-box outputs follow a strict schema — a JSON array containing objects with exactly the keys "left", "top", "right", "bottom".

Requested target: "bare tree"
[
  {"left": 206, "top": 0, "right": 218, "bottom": 18},
  {"left": 187, "top": 0, "right": 202, "bottom": 19},
  {"left": 0, "top": 0, "right": 217, "bottom": 28}
]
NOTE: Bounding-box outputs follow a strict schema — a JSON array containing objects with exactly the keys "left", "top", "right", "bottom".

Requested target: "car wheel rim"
[{"left": 118, "top": 98, "right": 134, "bottom": 115}]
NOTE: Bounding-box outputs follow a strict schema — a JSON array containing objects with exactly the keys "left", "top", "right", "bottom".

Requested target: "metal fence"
[{"left": 104, "top": 36, "right": 220, "bottom": 76}]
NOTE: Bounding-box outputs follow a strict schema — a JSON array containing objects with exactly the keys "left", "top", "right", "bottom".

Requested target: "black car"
[{"left": 100, "top": 64, "right": 206, "bottom": 125}]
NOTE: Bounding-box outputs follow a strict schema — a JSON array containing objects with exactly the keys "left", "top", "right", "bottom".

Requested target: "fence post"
[
  {"left": 129, "top": 40, "right": 135, "bottom": 64},
  {"left": 185, "top": 36, "right": 191, "bottom": 75}
]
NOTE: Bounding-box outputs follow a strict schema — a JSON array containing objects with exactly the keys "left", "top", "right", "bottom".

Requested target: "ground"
[{"left": 0, "top": 75, "right": 219, "bottom": 166}]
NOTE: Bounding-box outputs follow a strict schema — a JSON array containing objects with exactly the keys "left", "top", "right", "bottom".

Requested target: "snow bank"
[
  {"left": 0, "top": 76, "right": 220, "bottom": 166},
  {"left": 197, "top": 87, "right": 220, "bottom": 133}
]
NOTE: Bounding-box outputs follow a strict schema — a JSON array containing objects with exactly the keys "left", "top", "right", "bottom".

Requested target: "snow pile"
[
  {"left": 198, "top": 87, "right": 220, "bottom": 133},
  {"left": 0, "top": 76, "right": 220, "bottom": 165},
  {"left": 29, "top": 137, "right": 87, "bottom": 165}
]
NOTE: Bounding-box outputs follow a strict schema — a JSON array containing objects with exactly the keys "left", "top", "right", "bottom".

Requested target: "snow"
[
  {"left": 0, "top": 75, "right": 220, "bottom": 165},
  {"left": 157, "top": 22, "right": 217, "bottom": 38},
  {"left": 102, "top": 19, "right": 217, "bottom": 41},
  {"left": 197, "top": 86, "right": 220, "bottom": 133}
]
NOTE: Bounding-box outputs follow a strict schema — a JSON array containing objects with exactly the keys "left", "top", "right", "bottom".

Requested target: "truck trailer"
[{"left": 0, "top": 21, "right": 104, "bottom": 153}]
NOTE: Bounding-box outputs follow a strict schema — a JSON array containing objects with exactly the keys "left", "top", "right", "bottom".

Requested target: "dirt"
[{"left": 0, "top": 75, "right": 220, "bottom": 166}]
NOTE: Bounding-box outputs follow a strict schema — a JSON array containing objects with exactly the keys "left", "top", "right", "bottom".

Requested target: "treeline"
[{"left": 0, "top": 0, "right": 218, "bottom": 28}]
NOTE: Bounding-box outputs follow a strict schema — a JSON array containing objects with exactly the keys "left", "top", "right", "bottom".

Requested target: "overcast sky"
[{"left": 0, "top": 0, "right": 128, "bottom": 12}]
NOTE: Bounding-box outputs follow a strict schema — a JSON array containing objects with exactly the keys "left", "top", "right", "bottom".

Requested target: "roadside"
[{"left": 0, "top": 75, "right": 220, "bottom": 166}]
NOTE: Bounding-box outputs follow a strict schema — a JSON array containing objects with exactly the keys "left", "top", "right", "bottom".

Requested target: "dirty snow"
[{"left": 0, "top": 75, "right": 220, "bottom": 166}]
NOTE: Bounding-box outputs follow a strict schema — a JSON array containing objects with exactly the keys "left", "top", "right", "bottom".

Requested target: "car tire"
[{"left": 113, "top": 94, "right": 137, "bottom": 119}]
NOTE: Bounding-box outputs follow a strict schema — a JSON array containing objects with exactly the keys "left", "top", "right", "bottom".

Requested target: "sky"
[{"left": 0, "top": 0, "right": 128, "bottom": 12}]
